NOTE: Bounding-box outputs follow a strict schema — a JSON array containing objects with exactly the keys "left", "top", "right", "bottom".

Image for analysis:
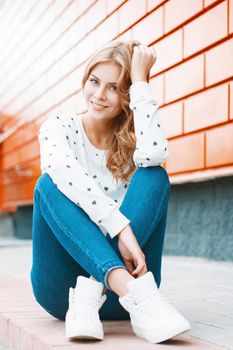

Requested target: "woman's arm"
[
  {"left": 129, "top": 44, "right": 169, "bottom": 167},
  {"left": 38, "top": 115, "right": 130, "bottom": 239}
]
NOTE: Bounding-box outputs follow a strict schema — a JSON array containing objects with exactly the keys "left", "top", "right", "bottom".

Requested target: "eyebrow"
[{"left": 90, "top": 74, "right": 117, "bottom": 85}]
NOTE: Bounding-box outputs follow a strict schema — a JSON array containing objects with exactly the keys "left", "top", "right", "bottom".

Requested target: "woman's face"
[{"left": 83, "top": 61, "right": 123, "bottom": 122}]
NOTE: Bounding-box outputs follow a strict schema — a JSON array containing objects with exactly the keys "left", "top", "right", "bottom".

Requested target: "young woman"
[{"left": 31, "top": 39, "right": 191, "bottom": 344}]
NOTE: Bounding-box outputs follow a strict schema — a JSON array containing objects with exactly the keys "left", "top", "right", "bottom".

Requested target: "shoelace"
[{"left": 70, "top": 294, "right": 105, "bottom": 314}]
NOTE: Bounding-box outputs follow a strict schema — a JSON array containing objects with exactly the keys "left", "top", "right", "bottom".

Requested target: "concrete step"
[
  {"left": 0, "top": 215, "right": 14, "bottom": 237},
  {"left": 0, "top": 274, "right": 224, "bottom": 350},
  {"left": 0, "top": 341, "right": 8, "bottom": 350}
]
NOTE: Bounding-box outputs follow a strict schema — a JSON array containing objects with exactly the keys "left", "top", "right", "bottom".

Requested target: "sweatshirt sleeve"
[
  {"left": 38, "top": 115, "right": 130, "bottom": 239},
  {"left": 129, "top": 81, "right": 169, "bottom": 167}
]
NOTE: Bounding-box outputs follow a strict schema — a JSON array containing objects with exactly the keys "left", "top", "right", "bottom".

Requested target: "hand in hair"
[
  {"left": 118, "top": 224, "right": 148, "bottom": 278},
  {"left": 130, "top": 44, "right": 157, "bottom": 83}
]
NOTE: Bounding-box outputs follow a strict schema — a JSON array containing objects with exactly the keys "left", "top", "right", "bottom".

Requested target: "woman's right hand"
[{"left": 118, "top": 224, "right": 147, "bottom": 278}]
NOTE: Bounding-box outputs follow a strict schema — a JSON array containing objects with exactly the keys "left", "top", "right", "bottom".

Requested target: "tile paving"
[{"left": 0, "top": 240, "right": 232, "bottom": 349}]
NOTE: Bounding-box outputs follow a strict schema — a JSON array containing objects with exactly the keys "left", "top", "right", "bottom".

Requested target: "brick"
[
  {"left": 132, "top": 7, "right": 163, "bottom": 45},
  {"left": 116, "top": 28, "right": 133, "bottom": 41},
  {"left": 206, "top": 38, "right": 233, "bottom": 86},
  {"left": 204, "top": 0, "right": 220, "bottom": 7},
  {"left": 59, "top": 94, "right": 81, "bottom": 115},
  {"left": 118, "top": 0, "right": 147, "bottom": 33},
  {"left": 3, "top": 135, "right": 39, "bottom": 170},
  {"left": 57, "top": 45, "right": 79, "bottom": 78},
  {"left": 95, "top": 11, "right": 118, "bottom": 48},
  {"left": 20, "top": 328, "right": 34, "bottom": 350},
  {"left": 164, "top": 0, "right": 203, "bottom": 33},
  {"left": 206, "top": 122, "right": 233, "bottom": 166},
  {"left": 54, "top": 338, "right": 224, "bottom": 350},
  {"left": 2, "top": 311, "right": 51, "bottom": 319},
  {"left": 230, "top": 0, "right": 233, "bottom": 34},
  {"left": 150, "top": 74, "right": 164, "bottom": 106},
  {"left": 60, "top": 1, "right": 82, "bottom": 29},
  {"left": 230, "top": 82, "right": 233, "bottom": 120},
  {"left": 7, "top": 316, "right": 70, "bottom": 348},
  {"left": 165, "top": 55, "right": 204, "bottom": 103},
  {"left": 159, "top": 101, "right": 183, "bottom": 138},
  {"left": 166, "top": 133, "right": 204, "bottom": 173},
  {"left": 23, "top": 320, "right": 132, "bottom": 348},
  {"left": 184, "top": 84, "right": 228, "bottom": 133},
  {"left": 9, "top": 321, "right": 19, "bottom": 350},
  {"left": 75, "top": 0, "right": 95, "bottom": 16},
  {"left": 0, "top": 314, "right": 8, "bottom": 346},
  {"left": 74, "top": 31, "right": 96, "bottom": 64},
  {"left": 106, "top": 0, "right": 125, "bottom": 14},
  {"left": 0, "top": 305, "right": 42, "bottom": 313},
  {"left": 184, "top": 1, "right": 227, "bottom": 57},
  {"left": 151, "top": 30, "right": 182, "bottom": 75},
  {"left": 84, "top": 0, "right": 107, "bottom": 33},
  {"left": 75, "top": 90, "right": 86, "bottom": 114},
  {"left": 147, "top": 0, "right": 164, "bottom": 12}
]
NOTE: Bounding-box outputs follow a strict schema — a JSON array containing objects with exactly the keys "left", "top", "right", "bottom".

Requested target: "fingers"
[
  {"left": 132, "top": 254, "right": 147, "bottom": 277},
  {"left": 137, "top": 44, "right": 156, "bottom": 58},
  {"left": 133, "top": 265, "right": 148, "bottom": 278},
  {"left": 124, "top": 259, "right": 135, "bottom": 275},
  {"left": 137, "top": 265, "right": 148, "bottom": 277},
  {"left": 132, "top": 266, "right": 147, "bottom": 277}
]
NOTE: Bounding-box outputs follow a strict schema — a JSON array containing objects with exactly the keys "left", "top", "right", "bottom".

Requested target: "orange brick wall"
[{"left": 0, "top": 0, "right": 232, "bottom": 210}]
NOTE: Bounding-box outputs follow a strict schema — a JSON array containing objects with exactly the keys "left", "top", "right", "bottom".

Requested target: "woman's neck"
[{"left": 81, "top": 113, "right": 111, "bottom": 150}]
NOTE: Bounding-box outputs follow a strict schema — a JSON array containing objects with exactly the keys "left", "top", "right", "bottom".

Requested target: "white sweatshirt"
[{"left": 38, "top": 81, "right": 169, "bottom": 239}]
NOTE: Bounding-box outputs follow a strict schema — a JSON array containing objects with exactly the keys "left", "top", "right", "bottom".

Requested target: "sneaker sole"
[
  {"left": 66, "top": 325, "right": 104, "bottom": 340},
  {"left": 133, "top": 322, "right": 191, "bottom": 343}
]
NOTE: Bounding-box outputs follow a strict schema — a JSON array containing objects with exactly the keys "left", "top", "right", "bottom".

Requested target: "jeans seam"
[
  {"left": 141, "top": 183, "right": 170, "bottom": 248},
  {"left": 36, "top": 186, "right": 109, "bottom": 279}
]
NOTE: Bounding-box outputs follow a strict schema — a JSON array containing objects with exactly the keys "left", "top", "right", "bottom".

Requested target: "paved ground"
[
  {"left": 0, "top": 238, "right": 232, "bottom": 350},
  {"left": 0, "top": 342, "right": 7, "bottom": 350}
]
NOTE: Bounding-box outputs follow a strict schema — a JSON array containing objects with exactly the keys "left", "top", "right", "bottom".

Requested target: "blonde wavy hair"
[{"left": 81, "top": 39, "right": 149, "bottom": 184}]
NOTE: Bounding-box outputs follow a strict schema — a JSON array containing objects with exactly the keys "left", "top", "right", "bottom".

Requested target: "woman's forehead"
[{"left": 90, "top": 62, "right": 121, "bottom": 81}]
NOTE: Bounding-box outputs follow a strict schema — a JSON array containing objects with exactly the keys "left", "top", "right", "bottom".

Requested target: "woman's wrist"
[
  {"left": 131, "top": 75, "right": 147, "bottom": 83},
  {"left": 118, "top": 224, "right": 129, "bottom": 238}
]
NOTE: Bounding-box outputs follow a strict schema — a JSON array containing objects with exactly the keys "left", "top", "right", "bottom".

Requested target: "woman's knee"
[
  {"left": 135, "top": 165, "right": 170, "bottom": 190},
  {"left": 35, "top": 173, "right": 55, "bottom": 192}
]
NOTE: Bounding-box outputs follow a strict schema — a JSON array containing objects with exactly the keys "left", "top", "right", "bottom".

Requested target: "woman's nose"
[{"left": 94, "top": 86, "right": 107, "bottom": 100}]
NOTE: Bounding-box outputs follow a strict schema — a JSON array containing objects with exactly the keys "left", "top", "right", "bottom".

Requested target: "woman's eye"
[
  {"left": 89, "top": 78, "right": 117, "bottom": 92},
  {"left": 90, "top": 78, "right": 97, "bottom": 84}
]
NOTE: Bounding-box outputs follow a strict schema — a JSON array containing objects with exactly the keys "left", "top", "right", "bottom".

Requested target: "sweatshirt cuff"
[
  {"left": 129, "top": 81, "right": 153, "bottom": 99},
  {"left": 129, "top": 81, "right": 158, "bottom": 110},
  {"left": 100, "top": 208, "right": 130, "bottom": 239}
]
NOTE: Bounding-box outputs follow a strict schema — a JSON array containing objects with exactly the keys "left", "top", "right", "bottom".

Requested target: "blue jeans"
[{"left": 30, "top": 166, "right": 170, "bottom": 321}]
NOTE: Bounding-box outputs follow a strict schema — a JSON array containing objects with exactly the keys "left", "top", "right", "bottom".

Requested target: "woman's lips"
[{"left": 91, "top": 100, "right": 108, "bottom": 111}]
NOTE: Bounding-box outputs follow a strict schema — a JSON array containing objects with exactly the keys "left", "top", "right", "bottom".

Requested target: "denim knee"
[
  {"left": 35, "top": 173, "right": 55, "bottom": 192},
  {"left": 134, "top": 165, "right": 170, "bottom": 191}
]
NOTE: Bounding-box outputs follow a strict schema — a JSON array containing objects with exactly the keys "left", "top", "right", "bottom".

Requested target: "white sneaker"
[
  {"left": 65, "top": 275, "right": 107, "bottom": 340},
  {"left": 119, "top": 271, "right": 191, "bottom": 343}
]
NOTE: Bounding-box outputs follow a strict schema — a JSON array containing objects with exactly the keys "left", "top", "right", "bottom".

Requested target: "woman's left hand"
[{"left": 130, "top": 44, "right": 157, "bottom": 83}]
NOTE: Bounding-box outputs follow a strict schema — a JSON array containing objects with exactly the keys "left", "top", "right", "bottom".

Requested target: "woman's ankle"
[{"left": 107, "top": 267, "right": 135, "bottom": 297}]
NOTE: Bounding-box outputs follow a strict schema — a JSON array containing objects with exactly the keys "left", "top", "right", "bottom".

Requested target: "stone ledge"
[{"left": 0, "top": 274, "right": 224, "bottom": 350}]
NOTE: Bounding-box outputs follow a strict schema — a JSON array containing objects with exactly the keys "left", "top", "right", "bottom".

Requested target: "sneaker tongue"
[
  {"left": 126, "top": 272, "right": 158, "bottom": 300},
  {"left": 75, "top": 276, "right": 104, "bottom": 298}
]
